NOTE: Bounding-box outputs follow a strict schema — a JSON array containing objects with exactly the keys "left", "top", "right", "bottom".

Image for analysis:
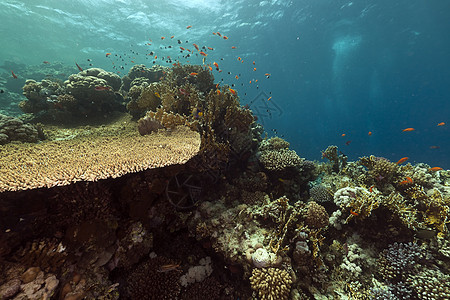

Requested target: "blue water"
[{"left": 1, "top": 0, "right": 449, "bottom": 168}]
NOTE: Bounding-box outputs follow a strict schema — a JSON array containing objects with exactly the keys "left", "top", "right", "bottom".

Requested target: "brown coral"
[
  {"left": 123, "top": 256, "right": 181, "bottom": 299},
  {"left": 0, "top": 125, "right": 200, "bottom": 192},
  {"left": 305, "top": 201, "right": 329, "bottom": 229},
  {"left": 249, "top": 267, "right": 292, "bottom": 300}
]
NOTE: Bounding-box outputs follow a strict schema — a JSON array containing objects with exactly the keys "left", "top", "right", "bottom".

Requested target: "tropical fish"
[
  {"left": 368, "top": 131, "right": 372, "bottom": 136},
  {"left": 437, "top": 122, "right": 445, "bottom": 126},
  {"left": 180, "top": 47, "right": 185, "bottom": 51},
  {"left": 216, "top": 90, "right": 221, "bottom": 95},
  {"left": 106, "top": 53, "right": 111, "bottom": 57},
  {"left": 406, "top": 176, "right": 413, "bottom": 183},
  {"left": 207, "top": 47, "right": 214, "bottom": 50},
  {"left": 265, "top": 73, "right": 271, "bottom": 78},
  {"left": 161, "top": 36, "right": 165, "bottom": 40},
  {"left": 223, "top": 36, "right": 228, "bottom": 40},
  {"left": 208, "top": 66, "right": 212, "bottom": 71},
  {"left": 350, "top": 209, "right": 359, "bottom": 216},
  {"left": 399, "top": 180, "right": 410, "bottom": 185},
  {"left": 235, "top": 75, "right": 239, "bottom": 79},
  {"left": 429, "top": 167, "right": 443, "bottom": 171},
  {"left": 170, "top": 35, "right": 174, "bottom": 39},
  {"left": 402, "top": 128, "right": 415, "bottom": 132},
  {"left": 216, "top": 32, "right": 222, "bottom": 37},
  {"left": 199, "top": 51, "right": 207, "bottom": 56},
  {"left": 341, "top": 134, "right": 346, "bottom": 137},
  {"left": 231, "top": 46, "right": 237, "bottom": 49},
  {"left": 229, "top": 88, "right": 236, "bottom": 95},
  {"left": 396, "top": 157, "right": 409, "bottom": 165},
  {"left": 11, "top": 71, "right": 17, "bottom": 79},
  {"left": 154, "top": 92, "right": 161, "bottom": 98},
  {"left": 429, "top": 145, "right": 440, "bottom": 149},
  {"left": 213, "top": 62, "right": 219, "bottom": 69},
  {"left": 193, "top": 43, "right": 199, "bottom": 51},
  {"left": 267, "top": 96, "right": 272, "bottom": 101},
  {"left": 95, "top": 86, "right": 110, "bottom": 91},
  {"left": 189, "top": 72, "right": 198, "bottom": 76},
  {"left": 186, "top": 25, "right": 192, "bottom": 29},
  {"left": 43, "top": 61, "right": 50, "bottom": 64},
  {"left": 75, "top": 62, "right": 83, "bottom": 71}
]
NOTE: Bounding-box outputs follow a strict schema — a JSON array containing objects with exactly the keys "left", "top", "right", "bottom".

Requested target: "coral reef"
[
  {"left": 0, "top": 123, "right": 200, "bottom": 192},
  {"left": 250, "top": 267, "right": 293, "bottom": 300},
  {"left": 0, "top": 113, "right": 40, "bottom": 144}
]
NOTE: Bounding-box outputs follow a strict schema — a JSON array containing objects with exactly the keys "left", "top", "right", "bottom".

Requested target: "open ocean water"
[{"left": 1, "top": 0, "right": 449, "bottom": 168}]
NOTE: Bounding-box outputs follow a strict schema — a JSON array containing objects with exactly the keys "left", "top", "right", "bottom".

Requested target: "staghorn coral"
[
  {"left": 0, "top": 125, "right": 200, "bottom": 192},
  {"left": 250, "top": 267, "right": 292, "bottom": 300},
  {"left": 0, "top": 113, "right": 39, "bottom": 144}
]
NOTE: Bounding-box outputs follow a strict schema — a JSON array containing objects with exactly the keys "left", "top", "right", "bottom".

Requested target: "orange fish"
[
  {"left": 253, "top": 68, "right": 256, "bottom": 71},
  {"left": 368, "top": 131, "right": 372, "bottom": 136},
  {"left": 212, "top": 32, "right": 216, "bottom": 35},
  {"left": 217, "top": 90, "right": 221, "bottom": 95},
  {"left": 215, "top": 83, "right": 219, "bottom": 89},
  {"left": 186, "top": 25, "right": 192, "bottom": 29},
  {"left": 437, "top": 122, "right": 445, "bottom": 126},
  {"left": 399, "top": 180, "right": 409, "bottom": 185},
  {"left": 396, "top": 157, "right": 409, "bottom": 165},
  {"left": 95, "top": 86, "right": 111, "bottom": 91},
  {"left": 154, "top": 55, "right": 157, "bottom": 59},
  {"left": 402, "top": 128, "right": 415, "bottom": 132},
  {"left": 253, "top": 61, "right": 256, "bottom": 65},
  {"left": 161, "top": 36, "right": 165, "bottom": 40},
  {"left": 231, "top": 46, "right": 236, "bottom": 49},
  {"left": 189, "top": 72, "right": 198, "bottom": 76},
  {"left": 429, "top": 167, "right": 443, "bottom": 171},
  {"left": 237, "top": 57, "right": 241, "bottom": 61},
  {"left": 208, "top": 66, "right": 212, "bottom": 71},
  {"left": 223, "top": 36, "right": 228, "bottom": 40},
  {"left": 105, "top": 52, "right": 111, "bottom": 57},
  {"left": 429, "top": 145, "right": 440, "bottom": 149},
  {"left": 180, "top": 47, "right": 185, "bottom": 51},
  {"left": 341, "top": 134, "right": 346, "bottom": 137},
  {"left": 267, "top": 96, "right": 272, "bottom": 101},
  {"left": 11, "top": 71, "right": 18, "bottom": 79},
  {"left": 213, "top": 62, "right": 219, "bottom": 69},
  {"left": 207, "top": 47, "right": 214, "bottom": 50},
  {"left": 406, "top": 176, "right": 413, "bottom": 183},
  {"left": 255, "top": 79, "right": 258, "bottom": 82},
  {"left": 170, "top": 35, "right": 174, "bottom": 39},
  {"left": 369, "top": 185, "right": 374, "bottom": 192},
  {"left": 350, "top": 209, "right": 359, "bottom": 216},
  {"left": 199, "top": 51, "right": 207, "bottom": 56},
  {"left": 75, "top": 62, "right": 83, "bottom": 72},
  {"left": 265, "top": 73, "right": 271, "bottom": 78},
  {"left": 235, "top": 75, "right": 239, "bottom": 79},
  {"left": 216, "top": 32, "right": 222, "bottom": 37},
  {"left": 193, "top": 43, "right": 199, "bottom": 51},
  {"left": 229, "top": 88, "right": 236, "bottom": 95}
]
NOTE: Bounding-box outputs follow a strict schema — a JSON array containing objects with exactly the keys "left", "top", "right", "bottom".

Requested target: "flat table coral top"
[{"left": 0, "top": 126, "right": 200, "bottom": 192}]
